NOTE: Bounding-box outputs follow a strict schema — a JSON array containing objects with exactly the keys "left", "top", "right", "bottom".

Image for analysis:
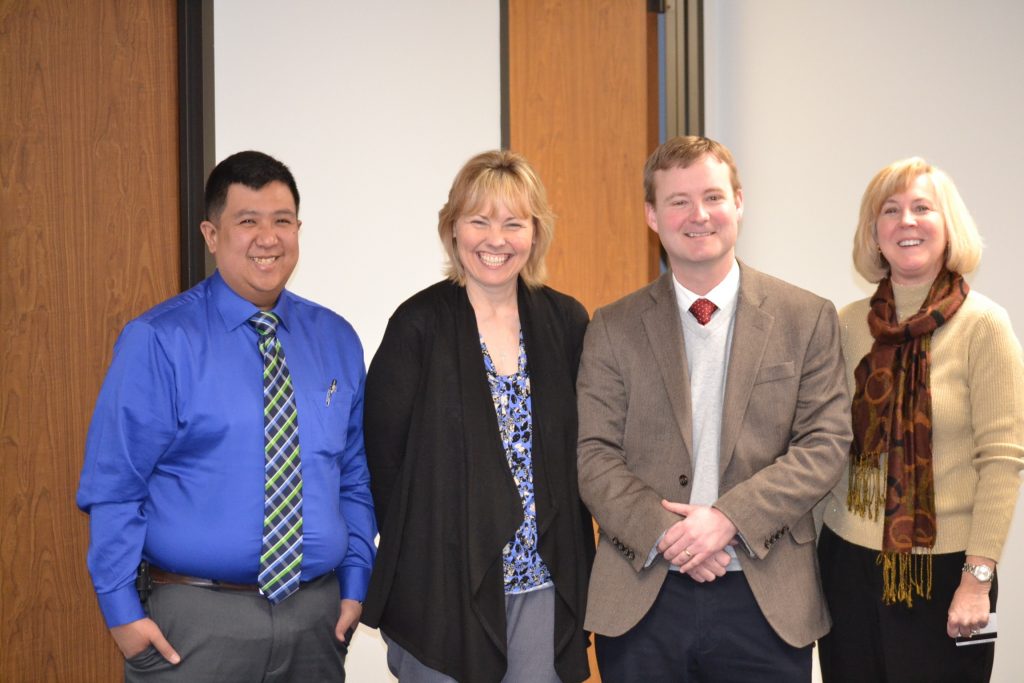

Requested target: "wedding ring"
[{"left": 683, "top": 548, "right": 694, "bottom": 559}]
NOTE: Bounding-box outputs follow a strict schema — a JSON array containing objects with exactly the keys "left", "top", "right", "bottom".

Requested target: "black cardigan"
[{"left": 362, "top": 280, "right": 594, "bottom": 683}]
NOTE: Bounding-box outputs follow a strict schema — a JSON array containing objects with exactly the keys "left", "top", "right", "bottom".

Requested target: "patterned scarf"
[{"left": 847, "top": 269, "right": 969, "bottom": 606}]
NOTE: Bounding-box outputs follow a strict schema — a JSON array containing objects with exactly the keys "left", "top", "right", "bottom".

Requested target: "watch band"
[{"left": 962, "top": 562, "right": 994, "bottom": 583}]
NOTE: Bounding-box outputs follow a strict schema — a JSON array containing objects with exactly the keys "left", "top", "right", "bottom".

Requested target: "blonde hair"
[
  {"left": 853, "top": 157, "right": 983, "bottom": 283},
  {"left": 438, "top": 150, "right": 554, "bottom": 288}
]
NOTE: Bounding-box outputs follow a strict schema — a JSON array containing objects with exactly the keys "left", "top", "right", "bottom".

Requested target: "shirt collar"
[
  {"left": 210, "top": 270, "right": 293, "bottom": 332},
  {"left": 672, "top": 258, "right": 740, "bottom": 313}
]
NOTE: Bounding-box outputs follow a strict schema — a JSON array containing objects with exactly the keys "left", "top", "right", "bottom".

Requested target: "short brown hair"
[
  {"left": 853, "top": 157, "right": 983, "bottom": 282},
  {"left": 438, "top": 150, "right": 555, "bottom": 288},
  {"left": 643, "top": 136, "right": 742, "bottom": 204}
]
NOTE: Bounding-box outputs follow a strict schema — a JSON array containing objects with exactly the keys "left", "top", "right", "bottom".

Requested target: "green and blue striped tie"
[{"left": 249, "top": 311, "right": 303, "bottom": 604}]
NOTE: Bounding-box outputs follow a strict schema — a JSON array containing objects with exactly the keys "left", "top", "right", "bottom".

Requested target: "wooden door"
[
  {"left": 507, "top": 0, "right": 660, "bottom": 314},
  {"left": 1, "top": 1, "right": 180, "bottom": 679}
]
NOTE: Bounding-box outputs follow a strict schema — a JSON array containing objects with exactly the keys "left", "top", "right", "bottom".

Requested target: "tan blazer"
[{"left": 577, "top": 264, "right": 852, "bottom": 647}]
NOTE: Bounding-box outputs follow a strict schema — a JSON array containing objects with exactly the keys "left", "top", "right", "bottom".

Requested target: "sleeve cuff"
[
  {"left": 735, "top": 531, "right": 756, "bottom": 558},
  {"left": 645, "top": 530, "right": 667, "bottom": 568},
  {"left": 97, "top": 583, "right": 146, "bottom": 629},
  {"left": 336, "top": 565, "right": 372, "bottom": 602}
]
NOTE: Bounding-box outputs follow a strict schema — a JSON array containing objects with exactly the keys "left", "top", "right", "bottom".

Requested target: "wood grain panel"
[
  {"left": 508, "top": 0, "right": 659, "bottom": 315},
  {"left": 0, "top": 0, "right": 179, "bottom": 679}
]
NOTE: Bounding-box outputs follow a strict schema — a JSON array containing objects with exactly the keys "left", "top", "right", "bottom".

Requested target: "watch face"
[{"left": 966, "top": 563, "right": 994, "bottom": 582}]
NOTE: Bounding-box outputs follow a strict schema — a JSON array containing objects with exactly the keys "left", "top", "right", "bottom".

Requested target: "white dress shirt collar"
[{"left": 672, "top": 259, "right": 740, "bottom": 323}]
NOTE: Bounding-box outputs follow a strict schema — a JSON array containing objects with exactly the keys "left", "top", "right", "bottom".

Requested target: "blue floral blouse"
[{"left": 481, "top": 332, "right": 553, "bottom": 594}]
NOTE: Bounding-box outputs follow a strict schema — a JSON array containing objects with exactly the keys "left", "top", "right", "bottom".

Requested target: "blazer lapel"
[
  {"left": 720, "top": 266, "right": 773, "bottom": 475},
  {"left": 641, "top": 273, "right": 694, "bottom": 462}
]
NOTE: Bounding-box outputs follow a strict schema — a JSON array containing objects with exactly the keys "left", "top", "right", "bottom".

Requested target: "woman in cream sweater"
[{"left": 818, "top": 158, "right": 1024, "bottom": 682}]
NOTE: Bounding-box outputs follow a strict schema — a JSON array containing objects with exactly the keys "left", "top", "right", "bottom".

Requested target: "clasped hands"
[{"left": 656, "top": 500, "right": 738, "bottom": 583}]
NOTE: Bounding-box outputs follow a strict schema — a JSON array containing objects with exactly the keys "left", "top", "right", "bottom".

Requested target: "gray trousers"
[
  {"left": 384, "top": 585, "right": 560, "bottom": 683},
  {"left": 124, "top": 572, "right": 347, "bottom": 682}
]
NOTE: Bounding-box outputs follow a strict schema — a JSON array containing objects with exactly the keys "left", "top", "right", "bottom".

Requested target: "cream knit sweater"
[{"left": 822, "top": 282, "right": 1024, "bottom": 561}]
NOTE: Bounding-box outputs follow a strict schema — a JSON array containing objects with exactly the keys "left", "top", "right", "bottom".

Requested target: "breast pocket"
[
  {"left": 753, "top": 361, "right": 795, "bottom": 385},
  {"left": 301, "top": 382, "right": 354, "bottom": 460},
  {"left": 745, "top": 361, "right": 798, "bottom": 449}
]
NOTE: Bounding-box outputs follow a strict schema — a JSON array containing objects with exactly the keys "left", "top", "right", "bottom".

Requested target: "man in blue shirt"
[{"left": 77, "top": 151, "right": 376, "bottom": 680}]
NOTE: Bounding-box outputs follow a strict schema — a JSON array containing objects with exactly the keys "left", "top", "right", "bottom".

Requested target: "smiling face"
[
  {"left": 645, "top": 154, "right": 743, "bottom": 292},
  {"left": 200, "top": 181, "right": 300, "bottom": 309},
  {"left": 875, "top": 174, "right": 947, "bottom": 286},
  {"left": 454, "top": 200, "right": 534, "bottom": 296}
]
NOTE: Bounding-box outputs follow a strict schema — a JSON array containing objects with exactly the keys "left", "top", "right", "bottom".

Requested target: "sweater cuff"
[{"left": 967, "top": 459, "right": 1024, "bottom": 562}]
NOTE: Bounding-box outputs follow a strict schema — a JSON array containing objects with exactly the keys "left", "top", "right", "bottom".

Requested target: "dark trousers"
[
  {"left": 596, "top": 571, "right": 811, "bottom": 683},
  {"left": 125, "top": 572, "right": 347, "bottom": 682},
  {"left": 818, "top": 525, "right": 997, "bottom": 683}
]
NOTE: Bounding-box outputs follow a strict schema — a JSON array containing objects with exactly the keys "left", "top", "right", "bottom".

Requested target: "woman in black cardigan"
[{"left": 361, "top": 150, "right": 594, "bottom": 682}]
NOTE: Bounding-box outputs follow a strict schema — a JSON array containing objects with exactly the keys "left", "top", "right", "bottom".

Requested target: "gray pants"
[
  {"left": 384, "top": 585, "right": 560, "bottom": 683},
  {"left": 125, "top": 572, "right": 347, "bottom": 682}
]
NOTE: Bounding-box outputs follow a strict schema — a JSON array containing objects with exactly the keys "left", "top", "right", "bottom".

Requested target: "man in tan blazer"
[{"left": 577, "top": 136, "right": 851, "bottom": 681}]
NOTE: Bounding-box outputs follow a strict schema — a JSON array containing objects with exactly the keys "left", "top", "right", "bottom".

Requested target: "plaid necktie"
[{"left": 248, "top": 311, "right": 303, "bottom": 604}]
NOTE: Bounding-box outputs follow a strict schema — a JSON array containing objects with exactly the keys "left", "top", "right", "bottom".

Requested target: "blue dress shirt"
[{"left": 77, "top": 271, "right": 376, "bottom": 628}]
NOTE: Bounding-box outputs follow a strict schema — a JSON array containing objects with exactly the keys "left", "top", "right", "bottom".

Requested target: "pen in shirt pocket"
[{"left": 326, "top": 379, "right": 337, "bottom": 406}]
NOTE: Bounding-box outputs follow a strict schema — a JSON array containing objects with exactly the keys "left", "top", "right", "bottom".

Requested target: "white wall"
[
  {"left": 705, "top": 1, "right": 1024, "bottom": 680},
  {"left": 214, "top": 2, "right": 501, "bottom": 679},
  {"left": 214, "top": 1, "right": 501, "bottom": 361}
]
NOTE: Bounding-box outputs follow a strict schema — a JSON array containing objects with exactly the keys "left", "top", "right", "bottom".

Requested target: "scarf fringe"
[
  {"left": 847, "top": 454, "right": 887, "bottom": 520},
  {"left": 877, "top": 550, "right": 933, "bottom": 607}
]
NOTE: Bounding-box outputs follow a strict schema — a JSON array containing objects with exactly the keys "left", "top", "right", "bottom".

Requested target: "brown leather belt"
[{"left": 149, "top": 566, "right": 261, "bottom": 593}]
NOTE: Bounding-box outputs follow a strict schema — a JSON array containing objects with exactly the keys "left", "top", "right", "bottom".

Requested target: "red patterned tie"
[{"left": 689, "top": 298, "right": 717, "bottom": 325}]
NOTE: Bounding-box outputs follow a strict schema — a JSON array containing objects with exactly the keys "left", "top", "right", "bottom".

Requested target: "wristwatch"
[{"left": 962, "top": 562, "right": 994, "bottom": 583}]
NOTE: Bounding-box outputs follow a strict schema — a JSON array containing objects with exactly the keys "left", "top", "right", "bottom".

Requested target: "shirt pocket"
[{"left": 301, "top": 382, "right": 354, "bottom": 460}]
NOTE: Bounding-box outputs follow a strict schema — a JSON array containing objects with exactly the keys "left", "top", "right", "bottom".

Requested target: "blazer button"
[{"left": 679, "top": 474, "right": 689, "bottom": 487}]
